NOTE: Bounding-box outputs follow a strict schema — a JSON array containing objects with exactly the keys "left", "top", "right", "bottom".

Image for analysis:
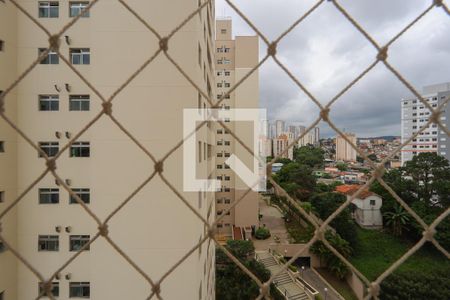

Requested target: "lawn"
[{"left": 350, "top": 227, "right": 450, "bottom": 281}]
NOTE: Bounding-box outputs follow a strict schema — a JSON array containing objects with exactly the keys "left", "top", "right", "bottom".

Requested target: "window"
[
  {"left": 39, "top": 282, "right": 59, "bottom": 297},
  {"left": 70, "top": 48, "right": 90, "bottom": 65},
  {"left": 224, "top": 71, "right": 230, "bottom": 76},
  {"left": 224, "top": 199, "right": 231, "bottom": 204},
  {"left": 221, "top": 29, "right": 226, "bottom": 34},
  {"left": 217, "top": 83, "right": 222, "bottom": 88},
  {"left": 224, "top": 176, "right": 231, "bottom": 181},
  {"left": 217, "top": 164, "right": 223, "bottom": 169},
  {"left": 39, "top": 188, "right": 59, "bottom": 204},
  {"left": 0, "top": 40, "right": 4, "bottom": 51},
  {"left": 223, "top": 59, "right": 231, "bottom": 64},
  {"left": 39, "top": 142, "right": 59, "bottom": 157},
  {"left": 198, "top": 43, "right": 202, "bottom": 66},
  {"left": 224, "top": 48, "right": 230, "bottom": 53},
  {"left": 39, "top": 2, "right": 59, "bottom": 18},
  {"left": 70, "top": 235, "right": 90, "bottom": 251},
  {"left": 216, "top": 129, "right": 223, "bottom": 134},
  {"left": 70, "top": 188, "right": 90, "bottom": 204},
  {"left": 69, "top": 2, "right": 90, "bottom": 17},
  {"left": 224, "top": 83, "right": 230, "bottom": 88},
  {"left": 198, "top": 141, "right": 202, "bottom": 162},
  {"left": 216, "top": 152, "right": 223, "bottom": 158},
  {"left": 69, "top": 282, "right": 90, "bottom": 298},
  {"left": 217, "top": 59, "right": 223, "bottom": 65},
  {"left": 39, "top": 95, "right": 59, "bottom": 111},
  {"left": 0, "top": 191, "right": 4, "bottom": 203},
  {"left": 69, "top": 95, "right": 90, "bottom": 111},
  {"left": 224, "top": 141, "right": 230, "bottom": 146},
  {"left": 0, "top": 141, "right": 4, "bottom": 153},
  {"left": 39, "top": 48, "right": 59, "bottom": 64},
  {"left": 0, "top": 241, "right": 5, "bottom": 252},
  {"left": 70, "top": 142, "right": 90, "bottom": 157},
  {"left": 38, "top": 235, "right": 59, "bottom": 251},
  {"left": 370, "top": 199, "right": 376, "bottom": 206}
]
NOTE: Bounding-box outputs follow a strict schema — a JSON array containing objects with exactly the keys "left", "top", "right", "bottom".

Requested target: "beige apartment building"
[
  {"left": 0, "top": 1, "right": 217, "bottom": 299},
  {"left": 335, "top": 132, "right": 357, "bottom": 162},
  {"left": 214, "top": 19, "right": 259, "bottom": 239}
]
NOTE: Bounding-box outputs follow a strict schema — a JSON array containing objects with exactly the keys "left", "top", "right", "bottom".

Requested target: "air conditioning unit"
[
  {"left": 55, "top": 226, "right": 61, "bottom": 233},
  {"left": 65, "top": 226, "right": 72, "bottom": 233},
  {"left": 65, "top": 131, "right": 71, "bottom": 139},
  {"left": 65, "top": 273, "right": 71, "bottom": 280},
  {"left": 55, "top": 131, "right": 61, "bottom": 139},
  {"left": 65, "top": 179, "right": 71, "bottom": 186}
]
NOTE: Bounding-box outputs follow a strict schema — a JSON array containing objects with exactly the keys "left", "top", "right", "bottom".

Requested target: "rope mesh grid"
[{"left": 0, "top": 0, "right": 448, "bottom": 299}]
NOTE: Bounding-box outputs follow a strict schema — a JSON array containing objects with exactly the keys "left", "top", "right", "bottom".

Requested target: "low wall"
[
  {"left": 346, "top": 271, "right": 366, "bottom": 300},
  {"left": 268, "top": 243, "right": 322, "bottom": 268}
]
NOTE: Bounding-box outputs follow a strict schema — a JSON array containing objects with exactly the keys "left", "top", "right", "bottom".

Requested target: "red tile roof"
[{"left": 335, "top": 184, "right": 375, "bottom": 199}]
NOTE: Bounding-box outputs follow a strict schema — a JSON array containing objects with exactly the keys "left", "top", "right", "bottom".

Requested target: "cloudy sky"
[{"left": 215, "top": 0, "right": 450, "bottom": 137}]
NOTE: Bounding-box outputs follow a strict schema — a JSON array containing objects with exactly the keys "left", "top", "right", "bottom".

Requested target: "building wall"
[
  {"left": 0, "top": 2, "right": 18, "bottom": 299},
  {"left": 3, "top": 1, "right": 216, "bottom": 299},
  {"left": 214, "top": 19, "right": 259, "bottom": 234},
  {"left": 401, "top": 83, "right": 450, "bottom": 165},
  {"left": 335, "top": 133, "right": 357, "bottom": 162}
]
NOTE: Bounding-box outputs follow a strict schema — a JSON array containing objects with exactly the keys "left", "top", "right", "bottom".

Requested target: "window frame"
[
  {"left": 69, "top": 282, "right": 90, "bottom": 298},
  {"left": 39, "top": 282, "right": 59, "bottom": 297},
  {"left": 39, "top": 188, "right": 60, "bottom": 204},
  {"left": 39, "top": 48, "right": 59, "bottom": 64},
  {"left": 69, "top": 1, "right": 90, "bottom": 18},
  {"left": 38, "top": 1, "right": 59, "bottom": 18},
  {"left": 69, "top": 188, "right": 90, "bottom": 204},
  {"left": 39, "top": 142, "right": 59, "bottom": 157},
  {"left": 70, "top": 48, "right": 90, "bottom": 65},
  {"left": 38, "top": 235, "right": 59, "bottom": 251},
  {"left": 39, "top": 94, "right": 59, "bottom": 111},
  {"left": 69, "top": 95, "right": 90, "bottom": 111},
  {"left": 69, "top": 235, "right": 90, "bottom": 251},
  {"left": 70, "top": 142, "right": 90, "bottom": 157}
]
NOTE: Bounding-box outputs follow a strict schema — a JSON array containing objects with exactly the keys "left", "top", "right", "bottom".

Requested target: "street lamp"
[
  {"left": 324, "top": 287, "right": 328, "bottom": 300},
  {"left": 284, "top": 249, "right": 287, "bottom": 258},
  {"left": 301, "top": 266, "right": 305, "bottom": 278}
]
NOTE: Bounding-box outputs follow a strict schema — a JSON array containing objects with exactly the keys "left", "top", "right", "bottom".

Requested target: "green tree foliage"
[
  {"left": 274, "top": 162, "right": 316, "bottom": 200},
  {"left": 255, "top": 227, "right": 271, "bottom": 240},
  {"left": 380, "top": 268, "right": 450, "bottom": 300},
  {"left": 370, "top": 153, "right": 450, "bottom": 250},
  {"left": 383, "top": 204, "right": 410, "bottom": 236},
  {"left": 216, "top": 240, "right": 284, "bottom": 300},
  {"left": 310, "top": 192, "right": 357, "bottom": 247},
  {"left": 336, "top": 162, "right": 348, "bottom": 172},
  {"left": 310, "top": 231, "right": 353, "bottom": 279},
  {"left": 294, "top": 145, "right": 325, "bottom": 168}
]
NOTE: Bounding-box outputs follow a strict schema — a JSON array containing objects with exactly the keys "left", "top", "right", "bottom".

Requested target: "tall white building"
[
  {"left": 336, "top": 133, "right": 357, "bottom": 162},
  {"left": 0, "top": 1, "right": 216, "bottom": 299},
  {"left": 214, "top": 19, "right": 259, "bottom": 238},
  {"left": 275, "top": 120, "right": 285, "bottom": 138},
  {"left": 401, "top": 83, "right": 450, "bottom": 165}
]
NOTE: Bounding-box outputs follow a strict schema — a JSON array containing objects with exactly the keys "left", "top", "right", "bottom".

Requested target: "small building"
[
  {"left": 336, "top": 185, "right": 383, "bottom": 229},
  {"left": 271, "top": 162, "right": 284, "bottom": 173}
]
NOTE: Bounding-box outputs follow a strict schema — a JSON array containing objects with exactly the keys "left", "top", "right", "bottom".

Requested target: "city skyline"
[{"left": 216, "top": 0, "right": 450, "bottom": 137}]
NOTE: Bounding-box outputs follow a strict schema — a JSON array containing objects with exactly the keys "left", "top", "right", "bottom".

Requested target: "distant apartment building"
[
  {"left": 336, "top": 133, "right": 357, "bottom": 162},
  {"left": 0, "top": 1, "right": 216, "bottom": 299},
  {"left": 214, "top": 19, "right": 259, "bottom": 238},
  {"left": 275, "top": 120, "right": 285, "bottom": 138},
  {"left": 401, "top": 82, "right": 450, "bottom": 165},
  {"left": 298, "top": 127, "right": 320, "bottom": 147},
  {"left": 273, "top": 133, "right": 294, "bottom": 160}
]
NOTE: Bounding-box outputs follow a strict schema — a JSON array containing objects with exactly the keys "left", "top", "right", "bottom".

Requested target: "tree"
[
  {"left": 310, "top": 231, "right": 352, "bottom": 279},
  {"left": 367, "top": 153, "right": 378, "bottom": 162},
  {"left": 336, "top": 162, "right": 348, "bottom": 172},
  {"left": 294, "top": 145, "right": 325, "bottom": 168},
  {"left": 383, "top": 204, "right": 410, "bottom": 236},
  {"left": 310, "top": 192, "right": 357, "bottom": 247},
  {"left": 216, "top": 240, "right": 284, "bottom": 300},
  {"left": 274, "top": 162, "right": 316, "bottom": 200},
  {"left": 403, "top": 152, "right": 450, "bottom": 208}
]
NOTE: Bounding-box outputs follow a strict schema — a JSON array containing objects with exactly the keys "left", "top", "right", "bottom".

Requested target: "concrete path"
[
  {"left": 302, "top": 268, "right": 343, "bottom": 300},
  {"left": 253, "top": 196, "right": 290, "bottom": 251}
]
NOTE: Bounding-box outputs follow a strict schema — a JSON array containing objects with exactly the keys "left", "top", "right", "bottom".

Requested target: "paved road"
[
  {"left": 253, "top": 196, "right": 290, "bottom": 251},
  {"left": 303, "top": 268, "right": 343, "bottom": 300}
]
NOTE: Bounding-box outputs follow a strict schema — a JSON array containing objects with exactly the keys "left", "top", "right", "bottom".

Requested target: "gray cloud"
[{"left": 216, "top": 0, "right": 450, "bottom": 137}]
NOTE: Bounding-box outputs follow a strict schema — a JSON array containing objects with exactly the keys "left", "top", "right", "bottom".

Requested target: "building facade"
[
  {"left": 0, "top": 1, "right": 216, "bottom": 299},
  {"left": 401, "top": 82, "right": 450, "bottom": 165},
  {"left": 335, "top": 132, "right": 357, "bottom": 162},
  {"left": 214, "top": 19, "right": 259, "bottom": 238}
]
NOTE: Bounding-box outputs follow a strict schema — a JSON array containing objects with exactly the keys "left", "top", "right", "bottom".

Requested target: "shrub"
[
  {"left": 288, "top": 264, "right": 298, "bottom": 272},
  {"left": 255, "top": 227, "right": 271, "bottom": 240},
  {"left": 315, "top": 295, "right": 323, "bottom": 300}
]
